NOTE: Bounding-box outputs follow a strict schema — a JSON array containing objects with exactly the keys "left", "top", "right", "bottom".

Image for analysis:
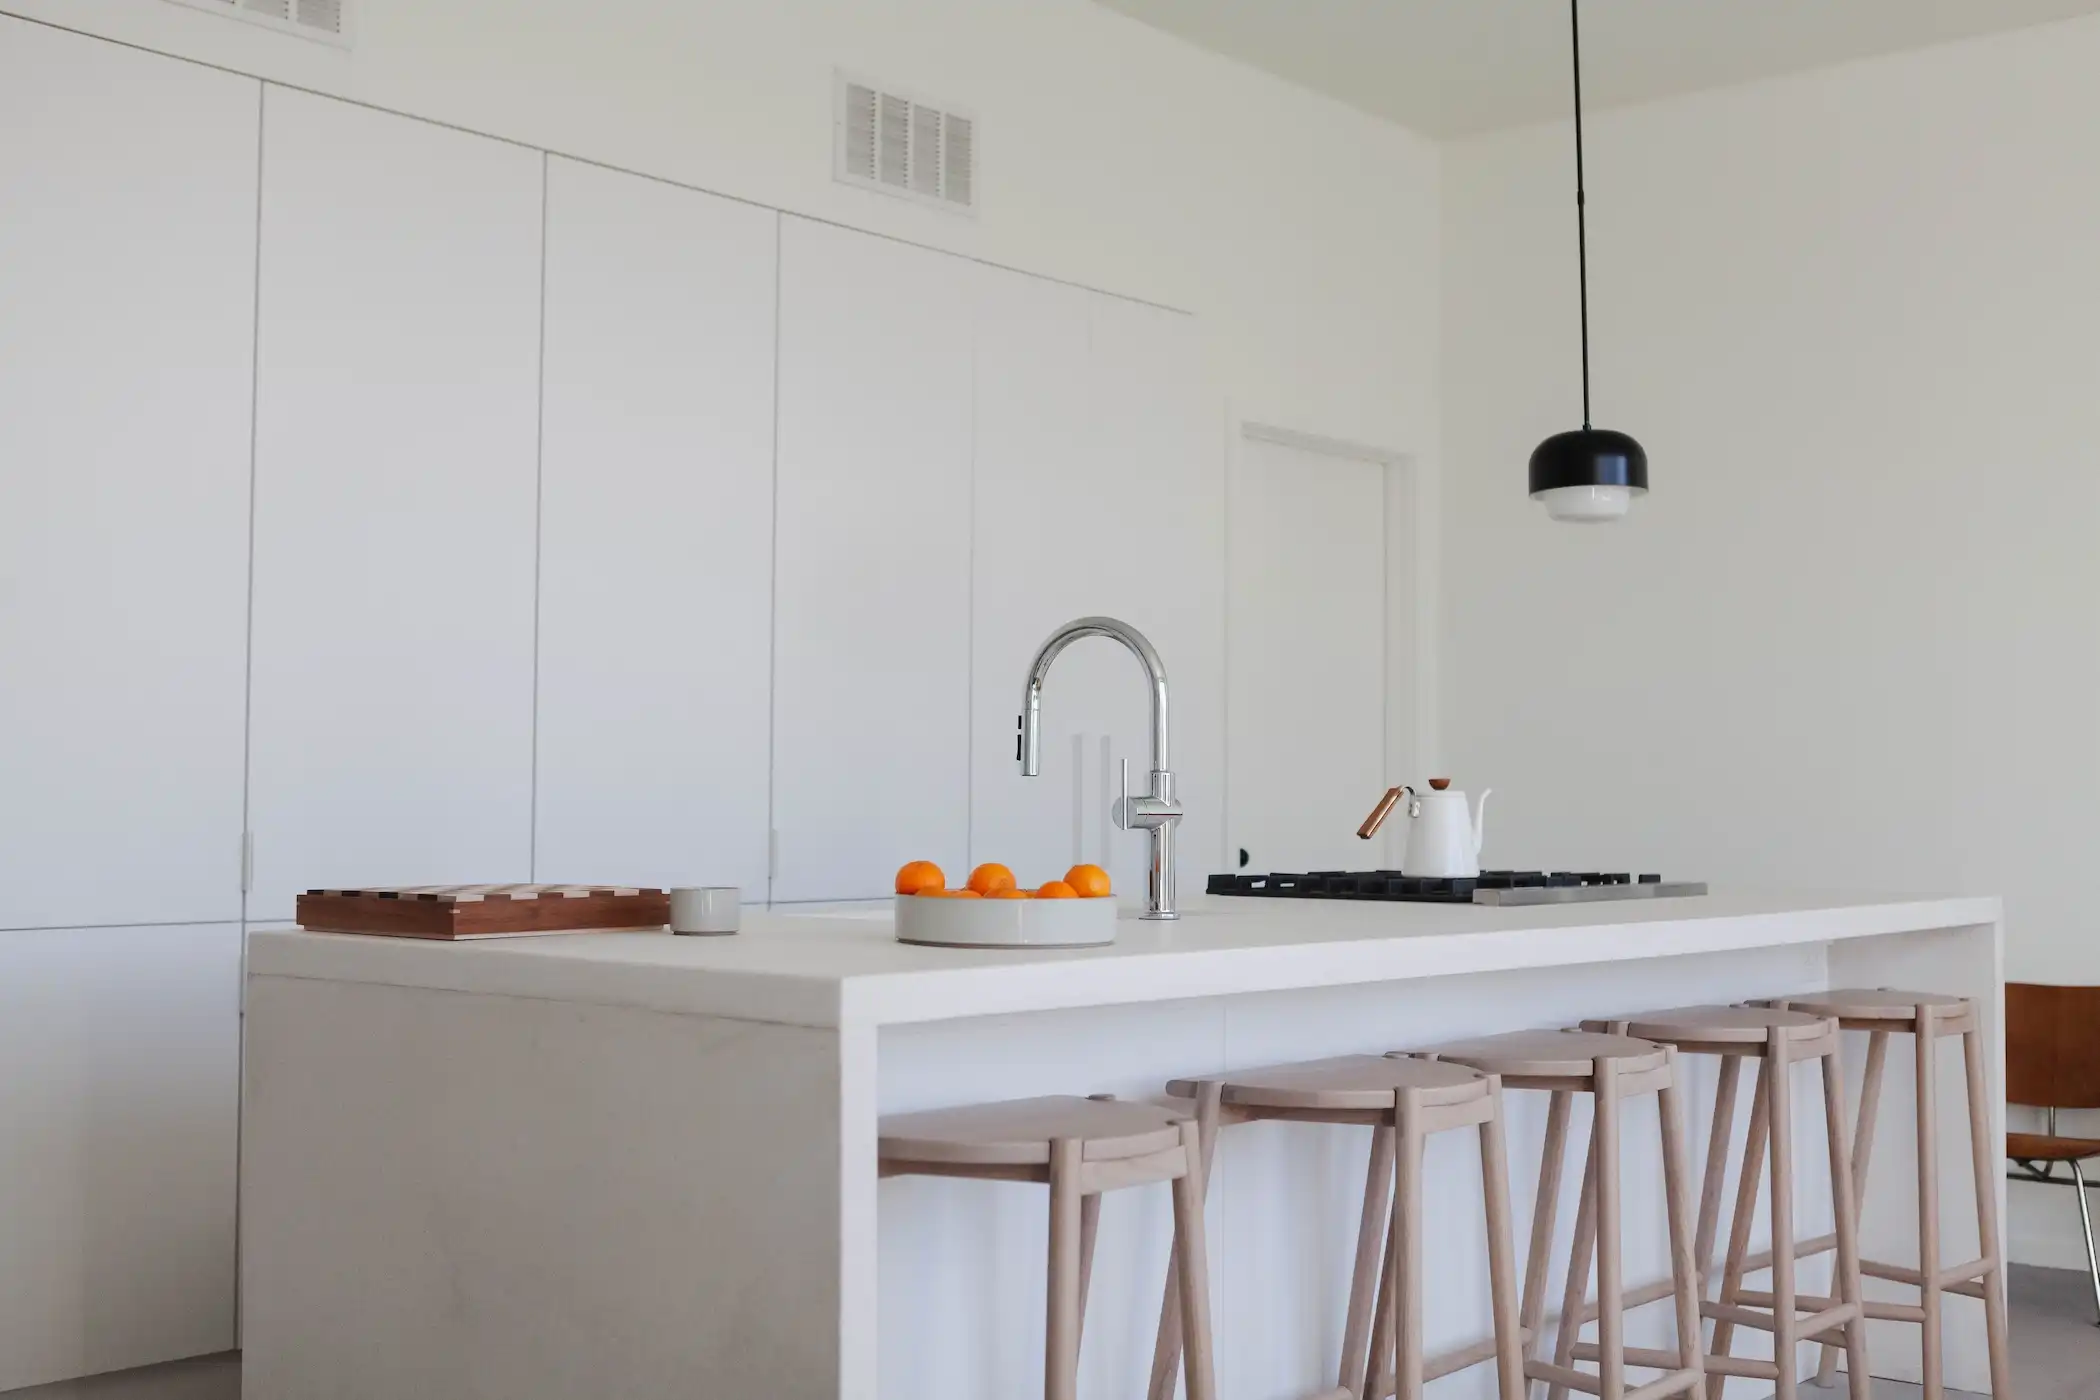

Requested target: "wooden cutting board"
[{"left": 297, "top": 885, "right": 670, "bottom": 940}]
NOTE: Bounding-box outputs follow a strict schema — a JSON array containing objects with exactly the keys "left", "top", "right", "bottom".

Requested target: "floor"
[{"left": 7, "top": 1267, "right": 2092, "bottom": 1399}]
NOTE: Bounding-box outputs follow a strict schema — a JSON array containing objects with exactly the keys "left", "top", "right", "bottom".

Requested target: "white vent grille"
[
  {"left": 163, "top": 0, "right": 353, "bottom": 47},
  {"left": 834, "top": 73, "right": 976, "bottom": 215}
]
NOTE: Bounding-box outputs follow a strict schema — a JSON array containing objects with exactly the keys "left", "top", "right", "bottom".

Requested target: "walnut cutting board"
[{"left": 297, "top": 885, "right": 671, "bottom": 940}]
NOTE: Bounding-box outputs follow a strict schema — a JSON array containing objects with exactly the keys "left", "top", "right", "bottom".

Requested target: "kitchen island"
[{"left": 241, "top": 890, "right": 2003, "bottom": 1400}]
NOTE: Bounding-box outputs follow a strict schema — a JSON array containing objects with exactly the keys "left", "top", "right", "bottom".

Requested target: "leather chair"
[{"left": 2005, "top": 981, "right": 2100, "bottom": 1326}]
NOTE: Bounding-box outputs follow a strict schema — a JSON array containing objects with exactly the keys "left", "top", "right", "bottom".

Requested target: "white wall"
[
  {"left": 4, "top": 0, "right": 1440, "bottom": 463},
  {"left": 1441, "top": 13, "right": 2100, "bottom": 1268}
]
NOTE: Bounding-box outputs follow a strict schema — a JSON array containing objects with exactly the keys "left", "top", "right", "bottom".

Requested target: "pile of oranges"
[{"left": 895, "top": 860, "right": 1111, "bottom": 901}]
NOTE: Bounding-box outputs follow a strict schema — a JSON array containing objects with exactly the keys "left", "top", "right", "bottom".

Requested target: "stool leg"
[
  {"left": 1481, "top": 1080, "right": 1528, "bottom": 1400},
  {"left": 1048, "top": 1137, "right": 1084, "bottom": 1400},
  {"left": 1915, "top": 1010, "right": 1942, "bottom": 1400},
  {"left": 1394, "top": 1090, "right": 1427, "bottom": 1400},
  {"left": 1367, "top": 1167, "right": 1400, "bottom": 1397},
  {"left": 1522, "top": 1091, "right": 1575, "bottom": 1400},
  {"left": 1339, "top": 1124, "right": 1398, "bottom": 1397},
  {"left": 1549, "top": 1110, "right": 1602, "bottom": 1400},
  {"left": 1821, "top": 1042, "right": 1873, "bottom": 1400},
  {"left": 1696, "top": 1055, "right": 1745, "bottom": 1297},
  {"left": 1711, "top": 1058, "right": 1772, "bottom": 1392},
  {"left": 1961, "top": 1022, "right": 2014, "bottom": 1399},
  {"left": 1768, "top": 1029, "right": 1799, "bottom": 1400},
  {"left": 1076, "top": 1193, "right": 1101, "bottom": 1353},
  {"left": 1659, "top": 1048, "right": 1711, "bottom": 1400},
  {"left": 1149, "top": 1082, "right": 1222, "bottom": 1400},
  {"left": 1818, "top": 1030, "right": 1888, "bottom": 1387},
  {"left": 1594, "top": 1058, "right": 1626, "bottom": 1400},
  {"left": 1169, "top": 1119, "right": 1219, "bottom": 1400}
]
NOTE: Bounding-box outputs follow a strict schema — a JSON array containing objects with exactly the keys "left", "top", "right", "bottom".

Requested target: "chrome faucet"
[{"left": 1019, "top": 616, "right": 1183, "bottom": 919}]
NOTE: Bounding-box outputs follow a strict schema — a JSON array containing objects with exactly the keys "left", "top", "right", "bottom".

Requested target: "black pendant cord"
[{"left": 1570, "top": 0, "right": 1592, "bottom": 430}]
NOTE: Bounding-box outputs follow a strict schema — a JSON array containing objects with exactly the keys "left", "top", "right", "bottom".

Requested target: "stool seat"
[
  {"left": 1428, "top": 1029, "right": 1667, "bottom": 1079},
  {"left": 1168, "top": 1054, "right": 1488, "bottom": 1111},
  {"left": 1584, "top": 1005, "right": 1830, "bottom": 1045},
  {"left": 880, "top": 1095, "right": 1187, "bottom": 1167},
  {"left": 1774, "top": 987, "right": 1969, "bottom": 1030}
]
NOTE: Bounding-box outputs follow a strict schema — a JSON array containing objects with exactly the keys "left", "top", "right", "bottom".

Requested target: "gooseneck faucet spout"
[{"left": 1019, "top": 616, "right": 1183, "bottom": 919}]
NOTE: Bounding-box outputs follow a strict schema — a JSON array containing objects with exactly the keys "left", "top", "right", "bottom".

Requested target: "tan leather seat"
[{"left": 2007, "top": 1131, "right": 2100, "bottom": 1163}]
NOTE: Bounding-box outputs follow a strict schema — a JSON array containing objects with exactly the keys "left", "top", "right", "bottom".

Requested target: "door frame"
[{"left": 1226, "top": 423, "right": 1425, "bottom": 872}]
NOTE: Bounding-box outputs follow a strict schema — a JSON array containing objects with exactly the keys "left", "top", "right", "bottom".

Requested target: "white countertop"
[{"left": 246, "top": 889, "right": 1998, "bottom": 1030}]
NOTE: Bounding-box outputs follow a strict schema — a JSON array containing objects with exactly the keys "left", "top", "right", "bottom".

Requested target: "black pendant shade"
[
  {"left": 1532, "top": 0, "right": 1648, "bottom": 520},
  {"left": 1528, "top": 427, "right": 1648, "bottom": 496}
]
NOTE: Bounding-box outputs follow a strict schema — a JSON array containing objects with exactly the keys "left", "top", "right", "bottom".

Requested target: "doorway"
[{"left": 1226, "top": 427, "right": 1416, "bottom": 875}]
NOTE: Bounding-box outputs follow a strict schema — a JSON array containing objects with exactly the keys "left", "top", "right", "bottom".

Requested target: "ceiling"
[{"left": 1092, "top": 0, "right": 2100, "bottom": 137}]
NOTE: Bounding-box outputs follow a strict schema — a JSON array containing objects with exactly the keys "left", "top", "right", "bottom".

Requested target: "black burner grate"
[{"left": 1206, "top": 870, "right": 1663, "bottom": 903}]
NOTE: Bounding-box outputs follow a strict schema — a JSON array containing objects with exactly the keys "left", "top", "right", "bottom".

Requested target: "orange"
[
  {"left": 895, "top": 860, "right": 945, "bottom": 896},
  {"left": 949, "top": 889, "right": 983, "bottom": 898},
  {"left": 1064, "top": 864, "right": 1112, "bottom": 898},
  {"left": 1036, "top": 880, "right": 1078, "bottom": 899},
  {"left": 966, "top": 862, "right": 1018, "bottom": 895},
  {"left": 986, "top": 888, "right": 1030, "bottom": 899},
  {"left": 915, "top": 888, "right": 959, "bottom": 898}
]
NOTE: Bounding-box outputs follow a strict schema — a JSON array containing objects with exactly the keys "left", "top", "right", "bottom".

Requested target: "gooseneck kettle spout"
[{"left": 1018, "top": 617, "right": 1182, "bottom": 919}]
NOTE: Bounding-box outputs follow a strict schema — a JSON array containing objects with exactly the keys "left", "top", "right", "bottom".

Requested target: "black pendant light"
[{"left": 1530, "top": 0, "right": 1648, "bottom": 523}]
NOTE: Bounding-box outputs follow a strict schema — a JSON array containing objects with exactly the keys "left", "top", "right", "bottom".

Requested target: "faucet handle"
[{"left": 1113, "top": 757, "right": 1131, "bottom": 831}]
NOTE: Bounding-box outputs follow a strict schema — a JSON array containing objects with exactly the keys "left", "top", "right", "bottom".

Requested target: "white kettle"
[{"left": 1402, "top": 779, "right": 1492, "bottom": 879}]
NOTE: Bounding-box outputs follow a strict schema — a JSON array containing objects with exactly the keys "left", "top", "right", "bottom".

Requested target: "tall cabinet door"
[
  {"left": 535, "top": 159, "right": 777, "bottom": 895},
  {"left": 247, "top": 89, "right": 545, "bottom": 921},
  {"left": 772, "top": 219, "right": 973, "bottom": 902},
  {"left": 0, "top": 18, "right": 258, "bottom": 930},
  {"left": 970, "top": 274, "right": 1224, "bottom": 901}
]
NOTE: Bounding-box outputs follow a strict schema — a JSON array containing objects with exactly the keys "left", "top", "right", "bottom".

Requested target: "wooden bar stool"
[
  {"left": 1759, "top": 989, "right": 2013, "bottom": 1400},
  {"left": 879, "top": 1094, "right": 1217, "bottom": 1400},
  {"left": 1579, "top": 1007, "right": 1872, "bottom": 1400},
  {"left": 1145, "top": 1055, "right": 1525, "bottom": 1400},
  {"left": 1421, "top": 1030, "right": 1709, "bottom": 1400}
]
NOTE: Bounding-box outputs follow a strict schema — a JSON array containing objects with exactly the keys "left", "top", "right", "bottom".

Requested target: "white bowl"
[{"left": 894, "top": 893, "right": 1117, "bottom": 948}]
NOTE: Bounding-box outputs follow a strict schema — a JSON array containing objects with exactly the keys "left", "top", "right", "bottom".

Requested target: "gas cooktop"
[{"left": 1206, "top": 870, "right": 1709, "bottom": 907}]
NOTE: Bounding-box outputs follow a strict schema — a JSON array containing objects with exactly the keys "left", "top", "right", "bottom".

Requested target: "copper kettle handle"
[{"left": 1357, "top": 786, "right": 1410, "bottom": 840}]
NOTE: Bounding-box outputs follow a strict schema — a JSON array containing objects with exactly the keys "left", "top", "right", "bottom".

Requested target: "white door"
[
  {"left": 247, "top": 89, "right": 545, "bottom": 920},
  {"left": 534, "top": 159, "right": 777, "bottom": 897},
  {"left": 1227, "top": 435, "right": 1403, "bottom": 875},
  {"left": 969, "top": 272, "right": 1224, "bottom": 903},
  {"left": 772, "top": 218, "right": 974, "bottom": 902},
  {"left": 0, "top": 20, "right": 258, "bottom": 929}
]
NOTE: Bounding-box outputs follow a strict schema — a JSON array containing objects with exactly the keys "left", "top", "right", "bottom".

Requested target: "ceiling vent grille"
[
  {"left": 834, "top": 74, "right": 976, "bottom": 215},
  {"left": 163, "top": 0, "right": 354, "bottom": 48}
]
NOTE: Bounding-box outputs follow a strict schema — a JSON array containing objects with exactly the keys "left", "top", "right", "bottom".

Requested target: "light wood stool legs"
[
  {"left": 1769, "top": 997, "right": 2014, "bottom": 1400},
  {"left": 1704, "top": 1025, "right": 1872, "bottom": 1400},
  {"left": 1361, "top": 1081, "right": 1528, "bottom": 1400},
  {"left": 1147, "top": 1082, "right": 1223, "bottom": 1400},
  {"left": 1338, "top": 1125, "right": 1399, "bottom": 1395},
  {"left": 881, "top": 1094, "right": 1214, "bottom": 1400},
  {"left": 1546, "top": 1049, "right": 1710, "bottom": 1400},
  {"left": 1150, "top": 1067, "right": 1525, "bottom": 1400},
  {"left": 1061, "top": 1117, "right": 1214, "bottom": 1400}
]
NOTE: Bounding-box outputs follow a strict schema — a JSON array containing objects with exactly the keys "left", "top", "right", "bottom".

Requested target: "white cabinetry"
[
  {"left": 0, "top": 19, "right": 258, "bottom": 930},
  {"left": 534, "top": 159, "right": 778, "bottom": 895},
  {"left": 246, "top": 89, "right": 545, "bottom": 920},
  {"left": 0, "top": 924, "right": 243, "bottom": 1391},
  {"left": 772, "top": 218, "right": 974, "bottom": 901},
  {"left": 969, "top": 273, "right": 1223, "bottom": 899}
]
